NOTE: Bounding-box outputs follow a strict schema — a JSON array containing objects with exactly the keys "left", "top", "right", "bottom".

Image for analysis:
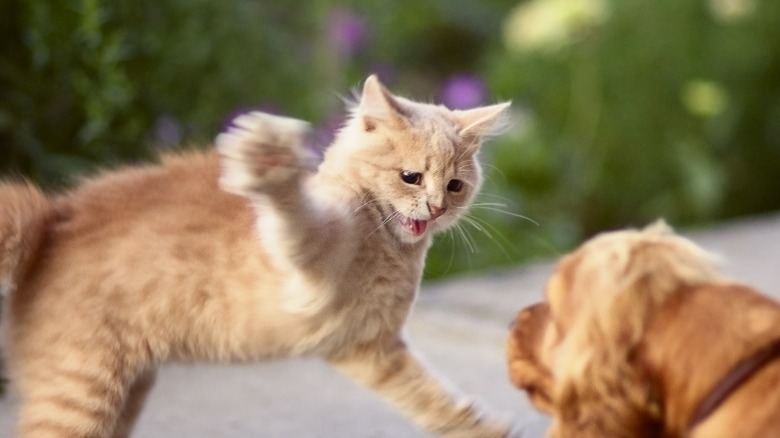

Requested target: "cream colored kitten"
[{"left": 0, "top": 75, "right": 513, "bottom": 437}]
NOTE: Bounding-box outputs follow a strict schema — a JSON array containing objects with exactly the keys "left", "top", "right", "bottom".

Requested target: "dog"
[{"left": 506, "top": 222, "right": 780, "bottom": 437}]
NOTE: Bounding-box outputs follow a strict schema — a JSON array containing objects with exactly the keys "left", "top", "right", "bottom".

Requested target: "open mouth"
[{"left": 400, "top": 216, "right": 428, "bottom": 236}]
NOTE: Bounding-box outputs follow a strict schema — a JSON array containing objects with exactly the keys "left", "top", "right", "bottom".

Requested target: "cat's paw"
[
  {"left": 216, "top": 111, "right": 311, "bottom": 196},
  {"left": 438, "top": 400, "right": 522, "bottom": 438},
  {"left": 441, "top": 420, "right": 521, "bottom": 438}
]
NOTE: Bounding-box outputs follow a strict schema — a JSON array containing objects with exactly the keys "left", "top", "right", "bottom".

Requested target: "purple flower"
[
  {"left": 328, "top": 9, "right": 367, "bottom": 58},
  {"left": 439, "top": 73, "right": 487, "bottom": 109},
  {"left": 154, "top": 115, "right": 182, "bottom": 148}
]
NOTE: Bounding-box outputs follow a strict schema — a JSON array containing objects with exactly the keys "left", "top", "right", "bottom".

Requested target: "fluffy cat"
[{"left": 0, "top": 75, "right": 513, "bottom": 437}]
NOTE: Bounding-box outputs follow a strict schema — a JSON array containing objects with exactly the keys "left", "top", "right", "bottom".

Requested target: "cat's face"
[
  {"left": 326, "top": 75, "right": 510, "bottom": 245},
  {"left": 362, "top": 118, "right": 482, "bottom": 244}
]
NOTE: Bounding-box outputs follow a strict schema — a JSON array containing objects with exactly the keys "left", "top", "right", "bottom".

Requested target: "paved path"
[{"left": 2, "top": 214, "right": 779, "bottom": 437}]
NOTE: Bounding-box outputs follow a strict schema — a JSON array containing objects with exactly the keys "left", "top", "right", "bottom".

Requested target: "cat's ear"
[
  {"left": 454, "top": 101, "right": 512, "bottom": 139},
  {"left": 358, "top": 75, "right": 408, "bottom": 131}
]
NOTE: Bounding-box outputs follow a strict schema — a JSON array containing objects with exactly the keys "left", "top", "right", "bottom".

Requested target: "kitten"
[{"left": 0, "top": 75, "right": 513, "bottom": 437}]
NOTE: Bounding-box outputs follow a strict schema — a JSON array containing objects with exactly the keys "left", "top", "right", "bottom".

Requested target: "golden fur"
[
  {"left": 506, "top": 302, "right": 554, "bottom": 415},
  {"left": 0, "top": 75, "right": 513, "bottom": 437},
  {"left": 506, "top": 223, "right": 780, "bottom": 437}
]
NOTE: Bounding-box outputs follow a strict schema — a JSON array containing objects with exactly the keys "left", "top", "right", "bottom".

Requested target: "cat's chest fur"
[
  {"left": 250, "top": 190, "right": 429, "bottom": 358},
  {"left": 321, "top": 237, "right": 424, "bottom": 355}
]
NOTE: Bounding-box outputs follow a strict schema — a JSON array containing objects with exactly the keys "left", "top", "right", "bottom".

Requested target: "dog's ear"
[
  {"left": 506, "top": 303, "right": 556, "bottom": 414},
  {"left": 549, "top": 243, "right": 684, "bottom": 437},
  {"left": 550, "top": 295, "right": 664, "bottom": 438},
  {"left": 576, "top": 230, "right": 721, "bottom": 356}
]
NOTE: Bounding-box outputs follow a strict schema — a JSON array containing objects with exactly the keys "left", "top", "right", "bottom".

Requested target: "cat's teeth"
[{"left": 400, "top": 217, "right": 428, "bottom": 236}]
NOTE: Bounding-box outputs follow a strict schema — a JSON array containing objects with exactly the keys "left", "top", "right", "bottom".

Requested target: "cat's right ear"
[
  {"left": 358, "top": 75, "right": 408, "bottom": 131},
  {"left": 455, "top": 101, "right": 512, "bottom": 140}
]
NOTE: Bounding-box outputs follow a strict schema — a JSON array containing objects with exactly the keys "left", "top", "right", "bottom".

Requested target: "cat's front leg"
[
  {"left": 216, "top": 111, "right": 311, "bottom": 197},
  {"left": 330, "top": 343, "right": 519, "bottom": 437},
  {"left": 215, "top": 112, "right": 351, "bottom": 294}
]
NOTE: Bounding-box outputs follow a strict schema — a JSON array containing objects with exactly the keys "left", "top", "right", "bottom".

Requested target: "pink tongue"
[{"left": 408, "top": 219, "right": 427, "bottom": 236}]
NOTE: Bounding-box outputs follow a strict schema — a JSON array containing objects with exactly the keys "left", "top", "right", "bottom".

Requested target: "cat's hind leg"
[
  {"left": 9, "top": 332, "right": 135, "bottom": 438},
  {"left": 111, "top": 369, "right": 157, "bottom": 438}
]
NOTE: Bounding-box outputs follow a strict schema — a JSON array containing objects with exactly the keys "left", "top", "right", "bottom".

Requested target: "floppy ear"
[
  {"left": 550, "top": 294, "right": 663, "bottom": 438},
  {"left": 507, "top": 302, "right": 556, "bottom": 414},
  {"left": 358, "top": 74, "right": 408, "bottom": 130},
  {"left": 549, "top": 244, "right": 672, "bottom": 438},
  {"left": 454, "top": 101, "right": 512, "bottom": 139}
]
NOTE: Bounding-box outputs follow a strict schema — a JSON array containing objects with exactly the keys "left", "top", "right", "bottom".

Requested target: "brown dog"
[{"left": 507, "top": 223, "right": 780, "bottom": 437}]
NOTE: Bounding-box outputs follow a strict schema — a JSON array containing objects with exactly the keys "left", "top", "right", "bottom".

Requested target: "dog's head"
[{"left": 507, "top": 222, "right": 722, "bottom": 436}]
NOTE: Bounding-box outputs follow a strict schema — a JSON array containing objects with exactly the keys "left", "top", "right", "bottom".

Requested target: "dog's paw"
[{"left": 216, "top": 111, "right": 310, "bottom": 196}]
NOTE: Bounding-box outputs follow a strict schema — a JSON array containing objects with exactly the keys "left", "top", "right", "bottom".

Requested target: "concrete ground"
[{"left": 2, "top": 213, "right": 779, "bottom": 437}]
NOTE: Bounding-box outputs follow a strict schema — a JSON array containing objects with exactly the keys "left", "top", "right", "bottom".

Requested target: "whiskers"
[
  {"left": 468, "top": 202, "right": 539, "bottom": 226},
  {"left": 458, "top": 212, "right": 514, "bottom": 259},
  {"left": 370, "top": 210, "right": 401, "bottom": 236},
  {"left": 476, "top": 160, "right": 507, "bottom": 181},
  {"left": 347, "top": 195, "right": 395, "bottom": 237},
  {"left": 450, "top": 220, "right": 479, "bottom": 254},
  {"left": 351, "top": 196, "right": 380, "bottom": 217},
  {"left": 430, "top": 198, "right": 540, "bottom": 277},
  {"left": 458, "top": 200, "right": 538, "bottom": 257}
]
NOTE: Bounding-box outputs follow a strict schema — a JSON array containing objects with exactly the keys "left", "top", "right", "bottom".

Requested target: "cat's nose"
[{"left": 427, "top": 204, "right": 446, "bottom": 220}]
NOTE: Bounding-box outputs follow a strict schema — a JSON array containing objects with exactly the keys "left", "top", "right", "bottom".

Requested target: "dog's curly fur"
[{"left": 507, "top": 222, "right": 780, "bottom": 437}]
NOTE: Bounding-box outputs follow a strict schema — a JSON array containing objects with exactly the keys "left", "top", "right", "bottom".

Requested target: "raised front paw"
[
  {"left": 216, "top": 111, "right": 311, "bottom": 197},
  {"left": 435, "top": 420, "right": 517, "bottom": 438}
]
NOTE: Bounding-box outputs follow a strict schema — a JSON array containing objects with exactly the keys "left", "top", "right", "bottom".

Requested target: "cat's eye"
[
  {"left": 400, "top": 170, "right": 422, "bottom": 185},
  {"left": 447, "top": 179, "right": 463, "bottom": 192}
]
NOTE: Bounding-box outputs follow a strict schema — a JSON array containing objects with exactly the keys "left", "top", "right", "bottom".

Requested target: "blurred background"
[{"left": 1, "top": 0, "right": 779, "bottom": 280}]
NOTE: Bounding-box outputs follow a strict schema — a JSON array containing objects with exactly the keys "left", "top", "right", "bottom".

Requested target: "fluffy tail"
[{"left": 0, "top": 181, "right": 53, "bottom": 296}]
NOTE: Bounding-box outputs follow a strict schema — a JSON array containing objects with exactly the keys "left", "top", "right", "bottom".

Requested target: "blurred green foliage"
[
  {"left": 1, "top": 0, "right": 779, "bottom": 282},
  {"left": 463, "top": 0, "right": 780, "bottom": 275}
]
